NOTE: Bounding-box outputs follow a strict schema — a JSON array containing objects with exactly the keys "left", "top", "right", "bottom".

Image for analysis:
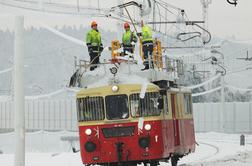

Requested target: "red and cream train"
[{"left": 76, "top": 77, "right": 195, "bottom": 166}]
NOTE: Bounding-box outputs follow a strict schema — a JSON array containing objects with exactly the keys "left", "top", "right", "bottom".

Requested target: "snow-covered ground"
[
  {"left": 180, "top": 133, "right": 252, "bottom": 166},
  {"left": 1, "top": 132, "right": 252, "bottom": 166}
]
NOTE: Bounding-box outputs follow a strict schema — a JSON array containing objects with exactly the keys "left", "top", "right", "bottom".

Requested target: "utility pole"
[
  {"left": 211, "top": 49, "right": 225, "bottom": 132},
  {"left": 14, "top": 16, "right": 25, "bottom": 166},
  {"left": 200, "top": 0, "right": 212, "bottom": 44},
  {"left": 201, "top": 0, "right": 212, "bottom": 79},
  {"left": 117, "top": 0, "right": 124, "bottom": 40},
  {"left": 220, "top": 73, "right": 225, "bottom": 131}
]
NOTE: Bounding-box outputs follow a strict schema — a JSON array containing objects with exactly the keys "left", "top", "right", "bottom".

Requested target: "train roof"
[
  {"left": 76, "top": 83, "right": 160, "bottom": 97},
  {"left": 76, "top": 59, "right": 179, "bottom": 89}
]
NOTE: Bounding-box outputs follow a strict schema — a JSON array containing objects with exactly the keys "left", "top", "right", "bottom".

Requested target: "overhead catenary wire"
[
  {"left": 192, "top": 86, "right": 221, "bottom": 97},
  {"left": 151, "top": 14, "right": 205, "bottom": 58},
  {"left": 33, "top": 20, "right": 113, "bottom": 53},
  {"left": 186, "top": 73, "right": 221, "bottom": 89},
  {"left": 37, "top": 22, "right": 85, "bottom": 46},
  {"left": 123, "top": 6, "right": 139, "bottom": 36},
  {"left": 155, "top": 0, "right": 181, "bottom": 14},
  {"left": 1, "top": 0, "right": 205, "bottom": 50},
  {"left": 0, "top": 1, "right": 231, "bottom": 99},
  {"left": 153, "top": 2, "right": 206, "bottom": 48}
]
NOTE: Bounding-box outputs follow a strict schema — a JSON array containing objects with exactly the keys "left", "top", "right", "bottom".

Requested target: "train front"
[{"left": 76, "top": 84, "right": 165, "bottom": 166}]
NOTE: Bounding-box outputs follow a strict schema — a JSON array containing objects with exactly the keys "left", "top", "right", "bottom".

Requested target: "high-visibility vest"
[
  {"left": 86, "top": 29, "right": 102, "bottom": 46},
  {"left": 122, "top": 30, "right": 137, "bottom": 45},
  {"left": 142, "top": 25, "right": 153, "bottom": 42}
]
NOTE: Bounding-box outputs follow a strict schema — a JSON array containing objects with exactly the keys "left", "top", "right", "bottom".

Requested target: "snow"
[
  {"left": 79, "top": 61, "right": 176, "bottom": 89},
  {"left": 180, "top": 132, "right": 252, "bottom": 166},
  {"left": 1, "top": 132, "right": 252, "bottom": 166}
]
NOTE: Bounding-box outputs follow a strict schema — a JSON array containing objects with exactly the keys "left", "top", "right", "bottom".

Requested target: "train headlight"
[
  {"left": 84, "top": 141, "right": 96, "bottom": 153},
  {"left": 85, "top": 129, "right": 92, "bottom": 136},
  {"left": 111, "top": 85, "right": 119, "bottom": 92},
  {"left": 139, "top": 137, "right": 150, "bottom": 149},
  {"left": 144, "top": 124, "right": 151, "bottom": 131}
]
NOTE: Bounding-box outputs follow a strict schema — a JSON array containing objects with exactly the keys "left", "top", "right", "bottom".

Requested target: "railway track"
[{"left": 177, "top": 141, "right": 220, "bottom": 166}]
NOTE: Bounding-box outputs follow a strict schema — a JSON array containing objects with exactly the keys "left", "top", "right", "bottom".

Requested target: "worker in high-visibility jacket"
[
  {"left": 122, "top": 22, "right": 138, "bottom": 55},
  {"left": 140, "top": 21, "right": 154, "bottom": 70},
  {"left": 86, "top": 21, "right": 104, "bottom": 71}
]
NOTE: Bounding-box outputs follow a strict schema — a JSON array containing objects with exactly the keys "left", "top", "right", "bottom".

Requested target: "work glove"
[
  {"left": 137, "top": 32, "right": 142, "bottom": 37},
  {"left": 87, "top": 43, "right": 93, "bottom": 54},
  {"left": 100, "top": 44, "right": 104, "bottom": 52},
  {"left": 88, "top": 47, "right": 93, "bottom": 54}
]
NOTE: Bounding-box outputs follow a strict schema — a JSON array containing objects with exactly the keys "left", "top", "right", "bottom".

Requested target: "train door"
[
  {"left": 163, "top": 92, "right": 175, "bottom": 154},
  {"left": 171, "top": 93, "right": 180, "bottom": 146}
]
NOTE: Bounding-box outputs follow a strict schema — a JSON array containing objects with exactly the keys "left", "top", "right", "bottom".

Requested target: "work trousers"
[
  {"left": 89, "top": 47, "right": 100, "bottom": 71},
  {"left": 142, "top": 41, "right": 154, "bottom": 69}
]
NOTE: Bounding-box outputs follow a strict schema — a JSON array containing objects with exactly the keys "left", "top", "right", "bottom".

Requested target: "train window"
[
  {"left": 77, "top": 97, "right": 105, "bottom": 121},
  {"left": 184, "top": 94, "right": 192, "bottom": 114},
  {"left": 130, "top": 92, "right": 161, "bottom": 117},
  {"left": 105, "top": 94, "right": 129, "bottom": 120},
  {"left": 130, "top": 100, "right": 140, "bottom": 117}
]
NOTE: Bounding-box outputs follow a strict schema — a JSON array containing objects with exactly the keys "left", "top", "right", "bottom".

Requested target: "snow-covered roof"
[{"left": 79, "top": 60, "right": 178, "bottom": 89}]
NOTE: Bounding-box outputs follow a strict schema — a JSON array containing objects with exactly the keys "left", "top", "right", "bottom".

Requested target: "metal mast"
[{"left": 200, "top": 0, "right": 212, "bottom": 44}]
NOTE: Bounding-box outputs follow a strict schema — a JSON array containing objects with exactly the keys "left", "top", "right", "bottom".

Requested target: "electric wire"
[
  {"left": 192, "top": 86, "right": 221, "bottom": 97},
  {"left": 1, "top": 0, "right": 242, "bottom": 98},
  {"left": 186, "top": 73, "right": 221, "bottom": 89}
]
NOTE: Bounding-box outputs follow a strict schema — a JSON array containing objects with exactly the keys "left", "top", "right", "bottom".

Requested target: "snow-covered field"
[{"left": 1, "top": 132, "right": 252, "bottom": 166}]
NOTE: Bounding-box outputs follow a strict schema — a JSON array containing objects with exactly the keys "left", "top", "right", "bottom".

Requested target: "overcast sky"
[{"left": 0, "top": 0, "right": 251, "bottom": 40}]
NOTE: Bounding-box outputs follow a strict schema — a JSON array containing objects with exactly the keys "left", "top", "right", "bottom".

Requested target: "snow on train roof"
[{"left": 79, "top": 60, "right": 177, "bottom": 89}]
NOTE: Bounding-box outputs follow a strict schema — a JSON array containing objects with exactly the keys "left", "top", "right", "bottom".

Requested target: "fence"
[
  {"left": 193, "top": 102, "right": 252, "bottom": 133},
  {"left": 1, "top": 100, "right": 252, "bottom": 133},
  {"left": 0, "top": 99, "right": 77, "bottom": 131}
]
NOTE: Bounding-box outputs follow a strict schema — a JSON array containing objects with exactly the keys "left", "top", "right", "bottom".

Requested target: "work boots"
[{"left": 141, "top": 65, "right": 149, "bottom": 71}]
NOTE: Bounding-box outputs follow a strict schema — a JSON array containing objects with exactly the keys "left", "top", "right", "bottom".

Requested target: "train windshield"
[
  {"left": 77, "top": 97, "right": 105, "bottom": 121},
  {"left": 130, "top": 92, "right": 161, "bottom": 117},
  {"left": 105, "top": 94, "right": 129, "bottom": 120}
]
